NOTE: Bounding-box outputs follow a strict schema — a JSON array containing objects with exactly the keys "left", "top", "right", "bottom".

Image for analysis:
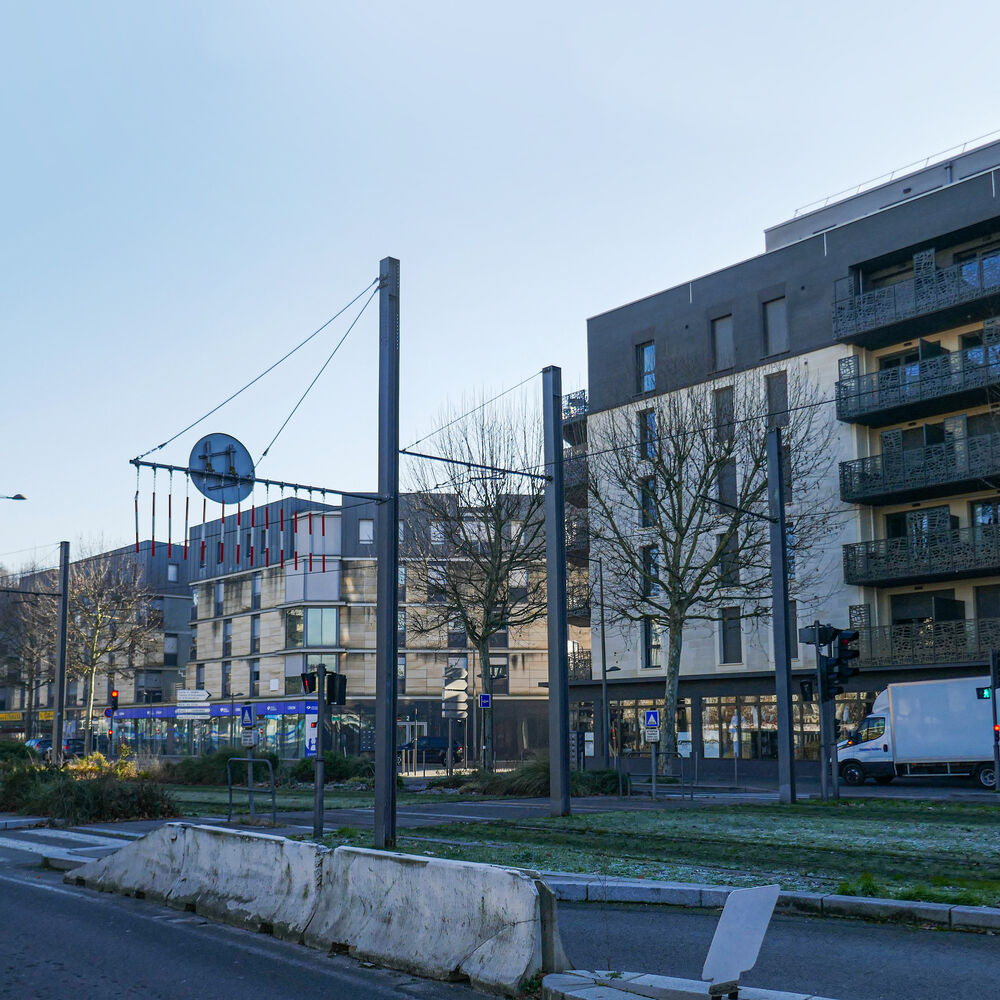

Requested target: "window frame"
[
  {"left": 635, "top": 340, "right": 656, "bottom": 394},
  {"left": 711, "top": 315, "right": 735, "bottom": 370},
  {"left": 762, "top": 297, "right": 789, "bottom": 356}
]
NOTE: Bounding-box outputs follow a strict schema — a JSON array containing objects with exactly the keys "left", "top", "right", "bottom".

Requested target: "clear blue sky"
[{"left": 3, "top": 1, "right": 999, "bottom": 567}]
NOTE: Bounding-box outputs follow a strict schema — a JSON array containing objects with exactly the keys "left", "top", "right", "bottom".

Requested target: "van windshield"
[{"left": 854, "top": 716, "right": 885, "bottom": 744}]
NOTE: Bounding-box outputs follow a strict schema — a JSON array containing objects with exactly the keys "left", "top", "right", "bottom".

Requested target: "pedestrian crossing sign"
[{"left": 644, "top": 709, "right": 660, "bottom": 728}]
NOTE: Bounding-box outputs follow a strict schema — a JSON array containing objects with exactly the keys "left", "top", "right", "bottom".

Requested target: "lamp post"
[{"left": 229, "top": 691, "right": 245, "bottom": 747}]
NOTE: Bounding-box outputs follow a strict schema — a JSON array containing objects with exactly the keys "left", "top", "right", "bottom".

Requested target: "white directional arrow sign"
[{"left": 177, "top": 689, "right": 211, "bottom": 702}]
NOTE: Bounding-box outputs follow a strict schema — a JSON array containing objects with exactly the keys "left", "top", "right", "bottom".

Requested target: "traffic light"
[
  {"left": 976, "top": 686, "right": 993, "bottom": 700},
  {"left": 300, "top": 673, "right": 317, "bottom": 694},
  {"left": 818, "top": 653, "right": 842, "bottom": 701},
  {"left": 107, "top": 728, "right": 113, "bottom": 740},
  {"left": 327, "top": 672, "right": 347, "bottom": 706},
  {"left": 110, "top": 689, "right": 119, "bottom": 710},
  {"left": 834, "top": 629, "right": 860, "bottom": 686},
  {"left": 798, "top": 679, "right": 815, "bottom": 703}
]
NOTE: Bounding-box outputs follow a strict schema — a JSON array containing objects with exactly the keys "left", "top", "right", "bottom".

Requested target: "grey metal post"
[
  {"left": 651, "top": 742, "right": 657, "bottom": 800},
  {"left": 313, "top": 662, "right": 327, "bottom": 838},
  {"left": 827, "top": 647, "right": 840, "bottom": 801},
  {"left": 815, "top": 622, "right": 828, "bottom": 803},
  {"left": 447, "top": 717, "right": 454, "bottom": 776},
  {"left": 991, "top": 650, "right": 999, "bottom": 793},
  {"left": 767, "top": 428, "right": 796, "bottom": 804},
  {"left": 374, "top": 256, "right": 400, "bottom": 849},
  {"left": 598, "top": 557, "right": 611, "bottom": 766},
  {"left": 50, "top": 541, "right": 69, "bottom": 766},
  {"left": 543, "top": 366, "right": 571, "bottom": 817}
]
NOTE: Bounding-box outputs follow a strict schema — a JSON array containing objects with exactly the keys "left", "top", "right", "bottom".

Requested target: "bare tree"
[
  {"left": 404, "top": 397, "right": 548, "bottom": 771},
  {"left": 587, "top": 363, "right": 841, "bottom": 755}
]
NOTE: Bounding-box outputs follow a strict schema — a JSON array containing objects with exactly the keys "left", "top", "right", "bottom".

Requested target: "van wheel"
[
  {"left": 974, "top": 764, "right": 996, "bottom": 790},
  {"left": 840, "top": 762, "right": 866, "bottom": 786},
  {"left": 874, "top": 775, "right": 894, "bottom": 786}
]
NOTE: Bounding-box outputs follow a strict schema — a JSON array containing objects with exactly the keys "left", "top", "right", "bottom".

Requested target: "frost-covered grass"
[{"left": 320, "top": 800, "right": 1000, "bottom": 908}]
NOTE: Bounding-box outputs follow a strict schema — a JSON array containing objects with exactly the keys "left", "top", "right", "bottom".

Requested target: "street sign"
[
  {"left": 241, "top": 730, "right": 258, "bottom": 748},
  {"left": 175, "top": 705, "right": 212, "bottom": 720},
  {"left": 241, "top": 704, "right": 256, "bottom": 728},
  {"left": 443, "top": 656, "right": 469, "bottom": 720},
  {"left": 644, "top": 709, "right": 660, "bottom": 729},
  {"left": 479, "top": 693, "right": 491, "bottom": 709},
  {"left": 177, "top": 689, "right": 211, "bottom": 702},
  {"left": 104, "top": 707, "right": 112, "bottom": 718},
  {"left": 645, "top": 727, "right": 661, "bottom": 743}
]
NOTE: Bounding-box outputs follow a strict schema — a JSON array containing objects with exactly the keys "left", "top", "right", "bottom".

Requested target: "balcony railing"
[
  {"left": 843, "top": 525, "right": 1000, "bottom": 586},
  {"left": 833, "top": 248, "right": 1000, "bottom": 341},
  {"left": 858, "top": 617, "right": 1000, "bottom": 668},
  {"left": 839, "top": 433, "right": 1000, "bottom": 505},
  {"left": 569, "top": 649, "right": 593, "bottom": 681},
  {"left": 836, "top": 339, "right": 1000, "bottom": 425},
  {"left": 563, "top": 390, "right": 589, "bottom": 422}
]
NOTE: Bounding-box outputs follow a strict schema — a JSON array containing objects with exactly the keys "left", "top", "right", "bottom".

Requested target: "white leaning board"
[{"left": 702, "top": 884, "right": 780, "bottom": 987}]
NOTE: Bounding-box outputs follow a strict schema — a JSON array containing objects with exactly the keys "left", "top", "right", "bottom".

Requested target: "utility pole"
[
  {"left": 814, "top": 621, "right": 828, "bottom": 803},
  {"left": 374, "top": 256, "right": 400, "bottom": 849},
  {"left": 991, "top": 649, "right": 1000, "bottom": 794},
  {"left": 597, "top": 557, "right": 611, "bottom": 766},
  {"left": 766, "top": 428, "right": 796, "bottom": 805},
  {"left": 313, "top": 661, "right": 327, "bottom": 838},
  {"left": 542, "top": 366, "right": 571, "bottom": 817},
  {"left": 50, "top": 541, "right": 69, "bottom": 766}
]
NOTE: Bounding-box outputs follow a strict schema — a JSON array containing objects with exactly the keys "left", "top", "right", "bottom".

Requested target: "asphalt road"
[
  {"left": 559, "top": 902, "right": 1000, "bottom": 1000},
  {"left": 0, "top": 858, "right": 480, "bottom": 1000}
]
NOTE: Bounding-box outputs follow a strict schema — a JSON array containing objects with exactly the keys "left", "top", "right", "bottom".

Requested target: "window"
[
  {"left": 214, "top": 581, "right": 224, "bottom": 617},
  {"left": 635, "top": 341, "right": 655, "bottom": 393},
  {"left": 489, "top": 626, "right": 508, "bottom": 648},
  {"left": 462, "top": 516, "right": 489, "bottom": 552},
  {"left": 717, "top": 460, "right": 737, "bottom": 507},
  {"left": 714, "top": 386, "right": 734, "bottom": 442},
  {"left": 637, "top": 408, "right": 656, "bottom": 460},
  {"left": 167, "top": 563, "right": 179, "bottom": 583},
  {"left": 397, "top": 609, "right": 406, "bottom": 648},
  {"left": 854, "top": 716, "right": 886, "bottom": 744},
  {"left": 641, "top": 618, "right": 661, "bottom": 668},
  {"left": 397, "top": 654, "right": 406, "bottom": 694},
  {"left": 448, "top": 616, "right": 467, "bottom": 648},
  {"left": 766, "top": 371, "right": 788, "bottom": 428},
  {"left": 639, "top": 476, "right": 656, "bottom": 527},
  {"left": 717, "top": 533, "right": 739, "bottom": 587},
  {"left": 430, "top": 521, "right": 445, "bottom": 546},
  {"left": 490, "top": 655, "right": 509, "bottom": 695},
  {"left": 427, "top": 562, "right": 448, "bottom": 603},
  {"left": 250, "top": 615, "right": 260, "bottom": 654},
  {"left": 163, "top": 634, "right": 178, "bottom": 667},
  {"left": 397, "top": 564, "right": 407, "bottom": 601},
  {"left": 249, "top": 658, "right": 260, "bottom": 697},
  {"left": 358, "top": 518, "right": 374, "bottom": 545},
  {"left": 195, "top": 663, "right": 205, "bottom": 689},
  {"left": 509, "top": 568, "right": 528, "bottom": 603},
  {"left": 285, "top": 608, "right": 304, "bottom": 647},
  {"left": 304, "top": 607, "right": 338, "bottom": 646},
  {"left": 251, "top": 571, "right": 262, "bottom": 610},
  {"left": 642, "top": 545, "right": 660, "bottom": 598},
  {"left": 190, "top": 589, "right": 199, "bottom": 622},
  {"left": 222, "top": 619, "right": 232, "bottom": 657},
  {"left": 763, "top": 297, "right": 789, "bottom": 355},
  {"left": 221, "top": 661, "right": 231, "bottom": 698},
  {"left": 712, "top": 315, "right": 734, "bottom": 370},
  {"left": 720, "top": 607, "right": 742, "bottom": 663}
]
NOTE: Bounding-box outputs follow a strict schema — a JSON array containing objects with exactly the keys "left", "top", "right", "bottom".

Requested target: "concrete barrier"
[{"left": 304, "top": 846, "right": 568, "bottom": 994}]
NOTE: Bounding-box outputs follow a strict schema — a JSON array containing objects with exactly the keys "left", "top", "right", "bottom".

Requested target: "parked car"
[
  {"left": 36, "top": 738, "right": 86, "bottom": 762},
  {"left": 395, "top": 736, "right": 464, "bottom": 767},
  {"left": 25, "top": 737, "right": 51, "bottom": 756}
]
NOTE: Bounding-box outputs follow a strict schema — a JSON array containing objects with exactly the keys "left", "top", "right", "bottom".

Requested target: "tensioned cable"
[
  {"left": 257, "top": 284, "right": 380, "bottom": 465},
  {"left": 402, "top": 370, "right": 542, "bottom": 452},
  {"left": 135, "top": 278, "right": 379, "bottom": 459}
]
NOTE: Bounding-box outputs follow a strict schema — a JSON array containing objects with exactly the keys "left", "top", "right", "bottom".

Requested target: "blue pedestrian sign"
[
  {"left": 644, "top": 709, "right": 660, "bottom": 728},
  {"left": 479, "top": 693, "right": 492, "bottom": 709},
  {"left": 240, "top": 704, "right": 256, "bottom": 728}
]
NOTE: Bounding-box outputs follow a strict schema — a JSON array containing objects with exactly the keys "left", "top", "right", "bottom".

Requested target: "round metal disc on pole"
[{"left": 189, "top": 433, "right": 255, "bottom": 504}]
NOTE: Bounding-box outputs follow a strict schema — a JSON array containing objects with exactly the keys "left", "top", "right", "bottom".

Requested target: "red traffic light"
[
  {"left": 110, "top": 689, "right": 119, "bottom": 710},
  {"left": 107, "top": 728, "right": 113, "bottom": 739}
]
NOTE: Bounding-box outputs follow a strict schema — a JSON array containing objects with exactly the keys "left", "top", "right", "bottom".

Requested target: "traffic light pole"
[
  {"left": 313, "top": 661, "right": 327, "bottom": 838},
  {"left": 814, "top": 621, "right": 828, "bottom": 804},
  {"left": 50, "top": 541, "right": 70, "bottom": 766},
  {"left": 991, "top": 650, "right": 1000, "bottom": 794}
]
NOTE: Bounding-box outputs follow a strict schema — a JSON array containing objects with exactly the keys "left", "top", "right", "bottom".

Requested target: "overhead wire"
[{"left": 135, "top": 277, "right": 379, "bottom": 460}]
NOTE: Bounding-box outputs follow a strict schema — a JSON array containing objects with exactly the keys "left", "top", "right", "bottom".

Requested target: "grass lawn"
[{"left": 318, "top": 798, "right": 1000, "bottom": 908}]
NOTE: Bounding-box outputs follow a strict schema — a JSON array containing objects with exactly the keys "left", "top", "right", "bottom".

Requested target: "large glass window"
[
  {"left": 637, "top": 408, "right": 656, "bottom": 460},
  {"left": 304, "top": 607, "right": 339, "bottom": 646},
  {"left": 720, "top": 607, "right": 742, "bottom": 663},
  {"left": 639, "top": 476, "right": 656, "bottom": 527},
  {"left": 221, "top": 661, "right": 231, "bottom": 698},
  {"left": 285, "top": 608, "right": 304, "bottom": 647},
  {"left": 250, "top": 615, "right": 260, "bottom": 653},
  {"left": 763, "top": 298, "right": 789, "bottom": 355},
  {"left": 251, "top": 571, "right": 262, "bottom": 610},
  {"left": 642, "top": 545, "right": 660, "bottom": 598},
  {"left": 214, "top": 581, "right": 224, "bottom": 617},
  {"left": 714, "top": 386, "right": 734, "bottom": 442},
  {"left": 641, "top": 617, "right": 661, "bottom": 668},
  {"left": 358, "top": 518, "right": 374, "bottom": 545},
  {"left": 712, "top": 315, "right": 734, "bottom": 370},
  {"left": 635, "top": 341, "right": 655, "bottom": 393},
  {"left": 222, "top": 619, "right": 232, "bottom": 657}
]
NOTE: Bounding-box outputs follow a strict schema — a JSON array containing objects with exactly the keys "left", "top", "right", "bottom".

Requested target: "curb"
[
  {"left": 542, "top": 970, "right": 838, "bottom": 1000},
  {"left": 0, "top": 816, "right": 47, "bottom": 831},
  {"left": 541, "top": 872, "right": 1000, "bottom": 933}
]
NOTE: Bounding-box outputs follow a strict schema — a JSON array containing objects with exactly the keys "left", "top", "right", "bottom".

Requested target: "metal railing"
[
  {"left": 836, "top": 341, "right": 1000, "bottom": 422},
  {"left": 569, "top": 650, "right": 593, "bottom": 680},
  {"left": 839, "top": 433, "right": 1000, "bottom": 504},
  {"left": 857, "top": 617, "right": 1000, "bottom": 668},
  {"left": 563, "top": 390, "right": 588, "bottom": 422},
  {"left": 833, "top": 251, "right": 1000, "bottom": 339},
  {"left": 843, "top": 525, "right": 1000, "bottom": 585},
  {"left": 226, "top": 755, "right": 277, "bottom": 824}
]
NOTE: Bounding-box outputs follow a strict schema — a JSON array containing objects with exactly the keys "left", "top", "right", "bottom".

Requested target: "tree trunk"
[
  {"left": 478, "top": 640, "right": 494, "bottom": 773},
  {"left": 661, "top": 619, "right": 685, "bottom": 771},
  {"left": 25, "top": 663, "right": 36, "bottom": 739},
  {"left": 84, "top": 666, "right": 97, "bottom": 756}
]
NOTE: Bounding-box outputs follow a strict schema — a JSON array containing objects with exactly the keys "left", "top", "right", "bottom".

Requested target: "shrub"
[
  {"left": 166, "top": 748, "right": 279, "bottom": 786},
  {"left": 435, "top": 757, "right": 626, "bottom": 797},
  {"left": 290, "top": 753, "right": 375, "bottom": 784},
  {"left": 0, "top": 740, "right": 32, "bottom": 762}
]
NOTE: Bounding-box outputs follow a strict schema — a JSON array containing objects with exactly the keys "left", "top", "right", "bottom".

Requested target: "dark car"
[
  {"left": 39, "top": 738, "right": 86, "bottom": 761},
  {"left": 395, "top": 736, "right": 464, "bottom": 767}
]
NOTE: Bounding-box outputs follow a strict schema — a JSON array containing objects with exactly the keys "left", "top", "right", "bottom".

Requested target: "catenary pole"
[
  {"left": 374, "top": 257, "right": 400, "bottom": 849},
  {"left": 50, "top": 541, "right": 69, "bottom": 766},
  {"left": 313, "top": 661, "right": 327, "bottom": 838},
  {"left": 991, "top": 649, "right": 999, "bottom": 794},
  {"left": 767, "top": 429, "right": 796, "bottom": 805},
  {"left": 543, "top": 366, "right": 571, "bottom": 817}
]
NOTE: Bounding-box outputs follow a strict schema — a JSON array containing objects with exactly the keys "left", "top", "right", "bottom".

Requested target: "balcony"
[
  {"left": 833, "top": 247, "right": 1000, "bottom": 347},
  {"left": 564, "top": 444, "right": 588, "bottom": 508},
  {"left": 569, "top": 649, "right": 593, "bottom": 681},
  {"left": 563, "top": 390, "right": 588, "bottom": 448},
  {"left": 843, "top": 525, "right": 1000, "bottom": 586},
  {"left": 858, "top": 617, "right": 1000, "bottom": 669},
  {"left": 836, "top": 336, "right": 1000, "bottom": 426},
  {"left": 839, "top": 433, "right": 1000, "bottom": 505}
]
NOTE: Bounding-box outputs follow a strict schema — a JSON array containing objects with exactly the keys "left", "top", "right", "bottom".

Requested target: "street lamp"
[{"left": 1, "top": 494, "right": 26, "bottom": 500}]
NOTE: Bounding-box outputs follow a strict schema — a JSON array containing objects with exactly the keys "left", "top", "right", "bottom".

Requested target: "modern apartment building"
[
  {"left": 573, "top": 138, "right": 1000, "bottom": 766},
  {"left": 172, "top": 495, "right": 560, "bottom": 761}
]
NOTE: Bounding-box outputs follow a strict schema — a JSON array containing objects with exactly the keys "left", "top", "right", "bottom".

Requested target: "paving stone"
[{"left": 950, "top": 904, "right": 1000, "bottom": 930}]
